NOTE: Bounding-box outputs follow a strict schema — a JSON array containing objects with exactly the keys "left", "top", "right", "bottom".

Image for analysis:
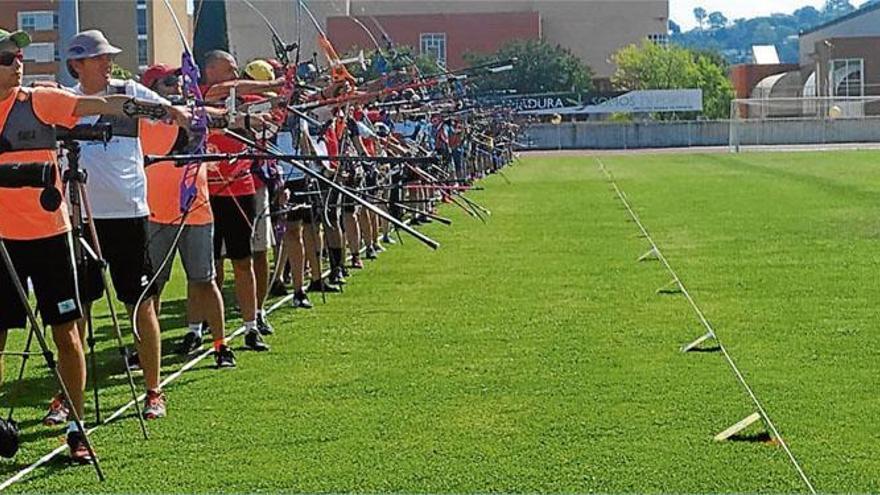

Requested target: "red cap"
[{"left": 142, "top": 63, "right": 180, "bottom": 89}]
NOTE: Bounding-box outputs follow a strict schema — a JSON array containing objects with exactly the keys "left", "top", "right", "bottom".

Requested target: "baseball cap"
[
  {"left": 0, "top": 28, "right": 31, "bottom": 50},
  {"left": 66, "top": 30, "right": 122, "bottom": 60},
  {"left": 142, "top": 63, "right": 180, "bottom": 88},
  {"left": 243, "top": 59, "right": 275, "bottom": 82}
]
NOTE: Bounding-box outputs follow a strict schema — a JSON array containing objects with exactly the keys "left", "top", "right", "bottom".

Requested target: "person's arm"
[
  {"left": 202, "top": 79, "right": 285, "bottom": 101},
  {"left": 73, "top": 94, "right": 191, "bottom": 128}
]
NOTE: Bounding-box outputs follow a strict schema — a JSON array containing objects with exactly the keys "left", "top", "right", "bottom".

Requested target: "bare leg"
[
  {"left": 231, "top": 257, "right": 257, "bottom": 323},
  {"left": 127, "top": 300, "right": 162, "bottom": 391},
  {"left": 303, "top": 222, "right": 323, "bottom": 283},
  {"left": 253, "top": 250, "right": 269, "bottom": 310},
  {"left": 343, "top": 209, "right": 361, "bottom": 256},
  {"left": 284, "top": 222, "right": 305, "bottom": 291},
  {"left": 51, "top": 321, "right": 87, "bottom": 418},
  {"left": 188, "top": 281, "right": 225, "bottom": 342}
]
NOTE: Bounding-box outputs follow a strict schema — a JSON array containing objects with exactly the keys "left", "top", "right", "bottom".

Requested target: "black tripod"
[
  {"left": 58, "top": 133, "right": 148, "bottom": 440},
  {"left": 0, "top": 164, "right": 103, "bottom": 479}
]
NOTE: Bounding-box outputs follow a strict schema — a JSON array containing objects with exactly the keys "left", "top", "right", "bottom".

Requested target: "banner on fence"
[{"left": 520, "top": 89, "right": 703, "bottom": 115}]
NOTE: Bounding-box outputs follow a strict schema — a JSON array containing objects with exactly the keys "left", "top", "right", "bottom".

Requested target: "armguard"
[
  {"left": 207, "top": 113, "right": 230, "bottom": 129},
  {"left": 122, "top": 98, "right": 169, "bottom": 120}
]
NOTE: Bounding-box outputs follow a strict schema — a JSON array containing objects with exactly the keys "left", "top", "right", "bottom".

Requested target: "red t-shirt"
[
  {"left": 323, "top": 125, "right": 339, "bottom": 170},
  {"left": 201, "top": 86, "right": 262, "bottom": 197}
]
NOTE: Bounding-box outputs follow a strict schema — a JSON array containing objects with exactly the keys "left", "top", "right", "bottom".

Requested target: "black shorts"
[
  {"left": 211, "top": 194, "right": 256, "bottom": 260},
  {"left": 0, "top": 233, "right": 83, "bottom": 329},
  {"left": 82, "top": 217, "right": 158, "bottom": 306},
  {"left": 284, "top": 178, "right": 312, "bottom": 223}
]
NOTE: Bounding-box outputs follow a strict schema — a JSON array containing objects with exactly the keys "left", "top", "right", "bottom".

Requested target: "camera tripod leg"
[
  {"left": 78, "top": 187, "right": 149, "bottom": 441},
  {"left": 0, "top": 240, "right": 104, "bottom": 481},
  {"left": 85, "top": 314, "right": 100, "bottom": 424},
  {"left": 6, "top": 320, "right": 37, "bottom": 423}
]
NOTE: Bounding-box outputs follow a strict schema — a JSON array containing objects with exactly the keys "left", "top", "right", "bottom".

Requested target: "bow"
[
  {"left": 132, "top": 0, "right": 210, "bottom": 342},
  {"left": 162, "top": 0, "right": 207, "bottom": 214}
]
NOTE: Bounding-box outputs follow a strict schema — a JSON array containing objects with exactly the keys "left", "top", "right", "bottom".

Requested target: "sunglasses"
[
  {"left": 158, "top": 75, "right": 180, "bottom": 86},
  {"left": 0, "top": 51, "right": 24, "bottom": 67}
]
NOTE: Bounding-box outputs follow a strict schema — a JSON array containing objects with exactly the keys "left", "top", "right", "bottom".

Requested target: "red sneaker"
[
  {"left": 43, "top": 394, "right": 70, "bottom": 426},
  {"left": 66, "top": 430, "right": 94, "bottom": 464},
  {"left": 142, "top": 389, "right": 166, "bottom": 420}
]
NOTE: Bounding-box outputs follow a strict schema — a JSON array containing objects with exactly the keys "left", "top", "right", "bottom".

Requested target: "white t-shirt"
[
  {"left": 275, "top": 131, "right": 305, "bottom": 181},
  {"left": 69, "top": 79, "right": 170, "bottom": 219}
]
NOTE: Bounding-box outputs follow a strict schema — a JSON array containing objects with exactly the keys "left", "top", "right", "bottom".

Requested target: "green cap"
[{"left": 0, "top": 29, "right": 31, "bottom": 50}]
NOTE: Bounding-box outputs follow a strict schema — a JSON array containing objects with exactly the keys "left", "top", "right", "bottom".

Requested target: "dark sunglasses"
[
  {"left": 0, "top": 51, "right": 24, "bottom": 67},
  {"left": 159, "top": 75, "right": 180, "bottom": 86}
]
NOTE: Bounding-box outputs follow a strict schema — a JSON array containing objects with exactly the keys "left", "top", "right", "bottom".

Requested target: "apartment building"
[{"left": 1, "top": 0, "right": 190, "bottom": 84}]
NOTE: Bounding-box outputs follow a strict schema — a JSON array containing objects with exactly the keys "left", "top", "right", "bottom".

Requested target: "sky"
[{"left": 671, "top": 0, "right": 872, "bottom": 30}]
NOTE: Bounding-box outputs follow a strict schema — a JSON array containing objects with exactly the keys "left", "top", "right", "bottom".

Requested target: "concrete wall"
[
  {"left": 79, "top": 1, "right": 138, "bottom": 72},
  {"left": 150, "top": 0, "right": 192, "bottom": 68},
  {"left": 523, "top": 119, "right": 880, "bottom": 150}
]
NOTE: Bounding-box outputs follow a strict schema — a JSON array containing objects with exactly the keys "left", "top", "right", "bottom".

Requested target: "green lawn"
[{"left": 1, "top": 151, "right": 878, "bottom": 492}]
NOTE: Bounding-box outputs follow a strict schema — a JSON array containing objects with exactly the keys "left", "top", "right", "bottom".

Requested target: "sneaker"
[
  {"left": 328, "top": 269, "right": 346, "bottom": 286},
  {"left": 142, "top": 389, "right": 166, "bottom": 420},
  {"left": 340, "top": 265, "right": 351, "bottom": 278},
  {"left": 292, "top": 291, "right": 314, "bottom": 309},
  {"left": 43, "top": 394, "right": 69, "bottom": 426},
  {"left": 373, "top": 243, "right": 386, "bottom": 253},
  {"left": 256, "top": 313, "right": 274, "bottom": 336},
  {"left": 176, "top": 331, "right": 202, "bottom": 355},
  {"left": 214, "top": 345, "right": 236, "bottom": 369},
  {"left": 364, "top": 247, "right": 377, "bottom": 260},
  {"left": 307, "top": 279, "right": 340, "bottom": 293},
  {"left": 350, "top": 256, "right": 364, "bottom": 269},
  {"left": 269, "top": 280, "right": 288, "bottom": 297},
  {"left": 382, "top": 234, "right": 396, "bottom": 245},
  {"left": 66, "top": 431, "right": 94, "bottom": 465},
  {"left": 244, "top": 330, "right": 270, "bottom": 352},
  {"left": 126, "top": 350, "right": 141, "bottom": 372}
]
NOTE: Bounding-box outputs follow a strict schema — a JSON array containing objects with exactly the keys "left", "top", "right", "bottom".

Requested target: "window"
[
  {"left": 22, "top": 43, "right": 55, "bottom": 63},
  {"left": 420, "top": 33, "right": 447, "bottom": 67},
  {"left": 137, "top": 0, "right": 148, "bottom": 36},
  {"left": 18, "top": 11, "right": 55, "bottom": 32},
  {"left": 648, "top": 33, "right": 669, "bottom": 47},
  {"left": 830, "top": 58, "right": 864, "bottom": 97},
  {"left": 137, "top": 37, "right": 149, "bottom": 69},
  {"left": 136, "top": 0, "right": 149, "bottom": 69}
]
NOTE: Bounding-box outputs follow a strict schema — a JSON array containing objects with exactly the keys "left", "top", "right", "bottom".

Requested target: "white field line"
[
  {"left": 595, "top": 157, "right": 817, "bottom": 494},
  {"left": 0, "top": 243, "right": 373, "bottom": 490}
]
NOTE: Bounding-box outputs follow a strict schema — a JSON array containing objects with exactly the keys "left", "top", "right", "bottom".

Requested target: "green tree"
[
  {"left": 752, "top": 21, "right": 776, "bottom": 44},
  {"left": 822, "top": 0, "right": 855, "bottom": 17},
  {"left": 611, "top": 41, "right": 733, "bottom": 119},
  {"left": 343, "top": 45, "right": 443, "bottom": 82},
  {"left": 463, "top": 39, "right": 594, "bottom": 95},
  {"left": 707, "top": 11, "right": 728, "bottom": 30},
  {"left": 112, "top": 63, "right": 133, "bottom": 80},
  {"left": 693, "top": 7, "right": 708, "bottom": 30}
]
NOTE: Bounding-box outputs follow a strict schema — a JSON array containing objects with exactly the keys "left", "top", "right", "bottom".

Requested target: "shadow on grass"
[
  {"left": 728, "top": 431, "right": 778, "bottom": 446},
  {"left": 689, "top": 345, "right": 721, "bottom": 353}
]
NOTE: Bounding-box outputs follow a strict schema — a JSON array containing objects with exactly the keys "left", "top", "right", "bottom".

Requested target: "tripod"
[
  {"left": 59, "top": 138, "right": 148, "bottom": 440},
  {"left": 0, "top": 179, "right": 103, "bottom": 478}
]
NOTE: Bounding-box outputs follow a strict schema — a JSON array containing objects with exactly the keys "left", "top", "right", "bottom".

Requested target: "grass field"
[{"left": 1, "top": 150, "right": 878, "bottom": 492}]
